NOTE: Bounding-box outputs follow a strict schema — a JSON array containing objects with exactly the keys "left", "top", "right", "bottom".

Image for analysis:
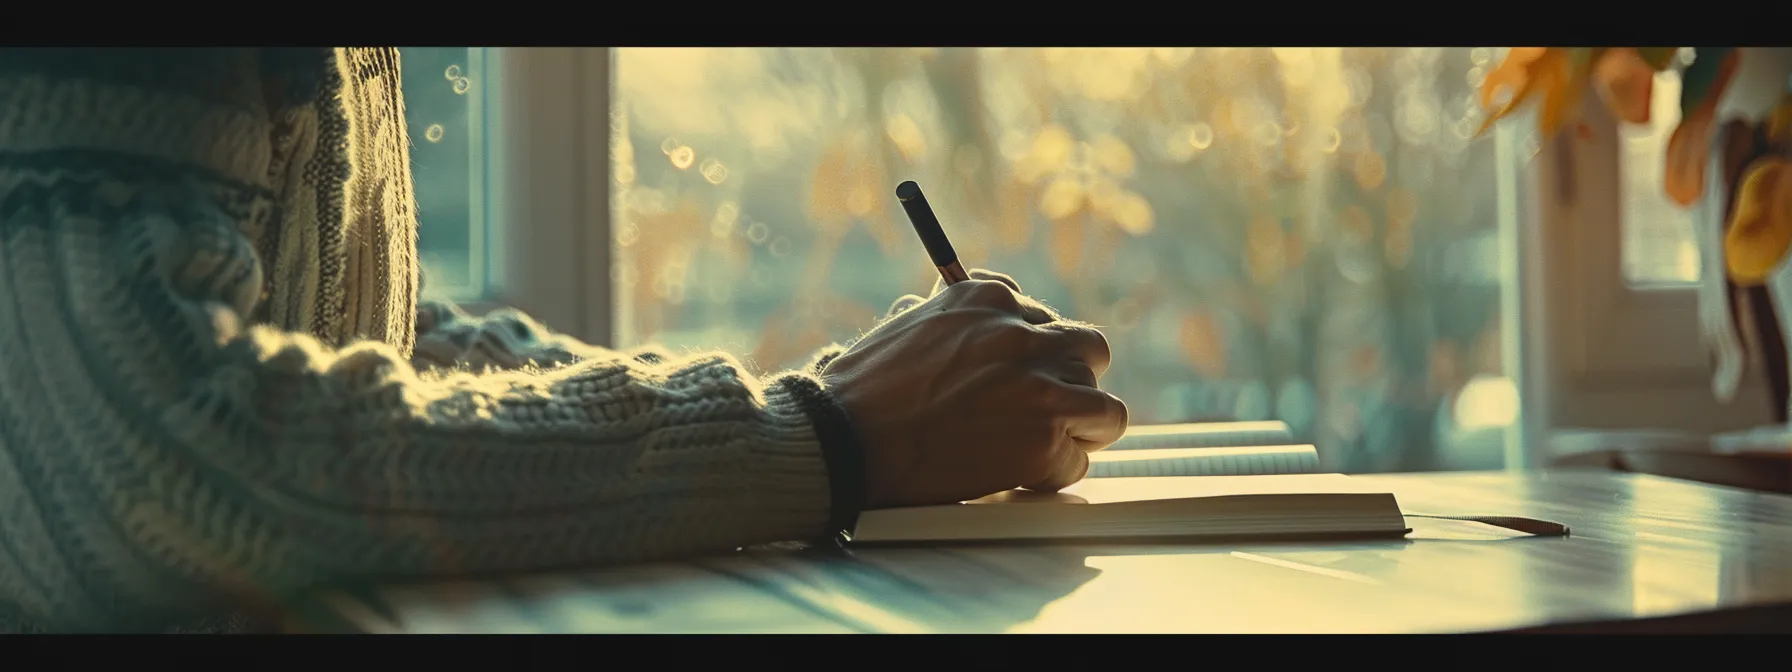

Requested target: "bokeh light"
[{"left": 596, "top": 47, "right": 1511, "bottom": 473}]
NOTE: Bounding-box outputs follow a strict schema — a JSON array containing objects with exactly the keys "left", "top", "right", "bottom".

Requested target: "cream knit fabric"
[{"left": 0, "top": 48, "right": 842, "bottom": 632}]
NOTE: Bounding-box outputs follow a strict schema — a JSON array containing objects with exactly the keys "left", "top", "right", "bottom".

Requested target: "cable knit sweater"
[{"left": 0, "top": 48, "right": 861, "bottom": 633}]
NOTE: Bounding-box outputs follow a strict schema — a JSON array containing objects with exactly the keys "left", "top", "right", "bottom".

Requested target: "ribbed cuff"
[
  {"left": 805, "top": 344, "right": 847, "bottom": 376},
  {"left": 767, "top": 371, "right": 865, "bottom": 541}
]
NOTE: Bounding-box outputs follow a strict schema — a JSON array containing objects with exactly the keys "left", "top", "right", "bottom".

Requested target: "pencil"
[{"left": 895, "top": 181, "right": 971, "bottom": 285}]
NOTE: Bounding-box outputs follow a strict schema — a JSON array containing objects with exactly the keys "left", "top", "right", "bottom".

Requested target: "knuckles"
[
  {"left": 951, "top": 279, "right": 1023, "bottom": 314},
  {"left": 980, "top": 319, "right": 1043, "bottom": 356}
]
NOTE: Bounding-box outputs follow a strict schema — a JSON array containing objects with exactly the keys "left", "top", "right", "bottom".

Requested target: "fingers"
[
  {"left": 932, "top": 268, "right": 1021, "bottom": 296},
  {"left": 1028, "top": 321, "right": 1112, "bottom": 380},
  {"left": 1023, "top": 379, "right": 1127, "bottom": 493},
  {"left": 939, "top": 278, "right": 1059, "bottom": 325},
  {"left": 1015, "top": 295, "right": 1061, "bottom": 325},
  {"left": 1046, "top": 359, "right": 1098, "bottom": 388},
  {"left": 944, "top": 279, "right": 1026, "bottom": 315},
  {"left": 1026, "top": 442, "right": 1090, "bottom": 493},
  {"left": 1047, "top": 378, "right": 1130, "bottom": 448},
  {"left": 969, "top": 269, "right": 1021, "bottom": 292}
]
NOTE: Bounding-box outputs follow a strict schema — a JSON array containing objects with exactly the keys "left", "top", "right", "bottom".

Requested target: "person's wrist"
[{"left": 767, "top": 372, "right": 866, "bottom": 540}]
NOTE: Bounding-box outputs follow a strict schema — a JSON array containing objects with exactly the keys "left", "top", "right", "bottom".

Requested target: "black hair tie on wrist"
[{"left": 772, "top": 374, "right": 866, "bottom": 545}]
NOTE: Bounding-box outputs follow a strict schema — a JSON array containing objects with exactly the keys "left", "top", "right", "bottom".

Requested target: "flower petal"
[
  {"left": 1635, "top": 48, "right": 1682, "bottom": 72},
  {"left": 1767, "top": 92, "right": 1792, "bottom": 147},
  {"left": 1593, "top": 48, "right": 1656, "bottom": 125},
  {"left": 1724, "top": 158, "right": 1792, "bottom": 285},
  {"left": 1536, "top": 50, "right": 1585, "bottom": 139},
  {"left": 1663, "top": 50, "right": 1742, "bottom": 205},
  {"left": 1665, "top": 108, "right": 1719, "bottom": 206},
  {"left": 1477, "top": 71, "right": 1546, "bottom": 136},
  {"left": 1478, "top": 48, "right": 1548, "bottom": 110}
]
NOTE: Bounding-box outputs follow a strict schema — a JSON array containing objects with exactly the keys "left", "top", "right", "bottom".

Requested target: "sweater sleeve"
[
  {"left": 0, "top": 49, "right": 851, "bottom": 632},
  {"left": 411, "top": 298, "right": 686, "bottom": 373}
]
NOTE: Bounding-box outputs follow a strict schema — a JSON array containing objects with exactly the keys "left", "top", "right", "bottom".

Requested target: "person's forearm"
[
  {"left": 2, "top": 215, "right": 845, "bottom": 631},
  {"left": 0, "top": 49, "right": 854, "bottom": 632},
  {"left": 413, "top": 299, "right": 716, "bottom": 371}
]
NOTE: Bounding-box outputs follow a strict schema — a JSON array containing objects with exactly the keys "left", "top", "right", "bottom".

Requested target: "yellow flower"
[
  {"left": 1768, "top": 92, "right": 1792, "bottom": 147},
  {"left": 1591, "top": 48, "right": 1656, "bottom": 125},
  {"left": 1478, "top": 47, "right": 1711, "bottom": 143},
  {"left": 1477, "top": 48, "right": 1602, "bottom": 139},
  {"left": 1724, "top": 157, "right": 1792, "bottom": 285}
]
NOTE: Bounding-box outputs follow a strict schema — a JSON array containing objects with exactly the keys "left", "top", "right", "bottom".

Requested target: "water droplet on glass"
[
  {"left": 1469, "top": 48, "right": 1491, "bottom": 66},
  {"left": 1322, "top": 127, "right": 1342, "bottom": 153},
  {"left": 667, "top": 146, "right": 695, "bottom": 170},
  {"left": 711, "top": 202, "right": 739, "bottom": 238},
  {"left": 452, "top": 77, "right": 471, "bottom": 95},
  {"left": 745, "top": 222, "right": 769, "bottom": 244},
  {"left": 444, "top": 64, "right": 462, "bottom": 80},
  {"left": 424, "top": 124, "right": 445, "bottom": 143},
  {"left": 699, "top": 157, "right": 728, "bottom": 184},
  {"left": 660, "top": 137, "right": 682, "bottom": 155},
  {"left": 616, "top": 221, "right": 640, "bottom": 247},
  {"left": 1188, "top": 123, "right": 1214, "bottom": 150},
  {"left": 1453, "top": 118, "right": 1477, "bottom": 140},
  {"left": 769, "top": 237, "right": 792, "bottom": 258}
]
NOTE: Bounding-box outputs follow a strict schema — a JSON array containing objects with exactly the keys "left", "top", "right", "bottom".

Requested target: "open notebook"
[{"left": 848, "top": 474, "right": 1410, "bottom": 545}]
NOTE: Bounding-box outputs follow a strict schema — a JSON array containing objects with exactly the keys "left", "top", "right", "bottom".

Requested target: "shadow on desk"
[
  {"left": 306, "top": 544, "right": 1116, "bottom": 634},
  {"left": 302, "top": 539, "right": 1425, "bottom": 634},
  {"left": 1490, "top": 602, "right": 1792, "bottom": 634}
]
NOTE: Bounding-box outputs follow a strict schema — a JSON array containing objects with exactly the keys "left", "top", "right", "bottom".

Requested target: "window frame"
[
  {"left": 476, "top": 47, "right": 615, "bottom": 347},
  {"left": 1523, "top": 52, "right": 1792, "bottom": 449}
]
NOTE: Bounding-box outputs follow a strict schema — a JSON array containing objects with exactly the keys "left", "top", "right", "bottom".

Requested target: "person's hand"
[
  {"left": 881, "top": 269, "right": 1056, "bottom": 323},
  {"left": 821, "top": 269, "right": 1127, "bottom": 509}
]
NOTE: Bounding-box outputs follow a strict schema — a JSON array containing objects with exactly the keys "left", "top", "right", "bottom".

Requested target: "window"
[
  {"left": 1620, "top": 70, "right": 1701, "bottom": 288},
  {"left": 1527, "top": 50, "right": 1780, "bottom": 439},
  {"left": 402, "top": 47, "right": 492, "bottom": 303},
  {"left": 611, "top": 48, "right": 1516, "bottom": 473}
]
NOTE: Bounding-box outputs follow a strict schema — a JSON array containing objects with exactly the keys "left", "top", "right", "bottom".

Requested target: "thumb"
[{"left": 1025, "top": 442, "right": 1090, "bottom": 493}]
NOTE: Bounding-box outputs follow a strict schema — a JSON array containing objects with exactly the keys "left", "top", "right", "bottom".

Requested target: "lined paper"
[
  {"left": 1104, "top": 421, "right": 1295, "bottom": 451},
  {"left": 1087, "top": 445, "right": 1321, "bottom": 478}
]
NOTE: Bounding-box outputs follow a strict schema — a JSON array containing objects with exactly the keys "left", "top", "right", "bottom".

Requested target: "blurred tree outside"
[{"left": 407, "top": 47, "right": 1517, "bottom": 474}]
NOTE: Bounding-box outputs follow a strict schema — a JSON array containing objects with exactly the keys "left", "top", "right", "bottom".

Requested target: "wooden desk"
[{"left": 290, "top": 470, "right": 1792, "bottom": 633}]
